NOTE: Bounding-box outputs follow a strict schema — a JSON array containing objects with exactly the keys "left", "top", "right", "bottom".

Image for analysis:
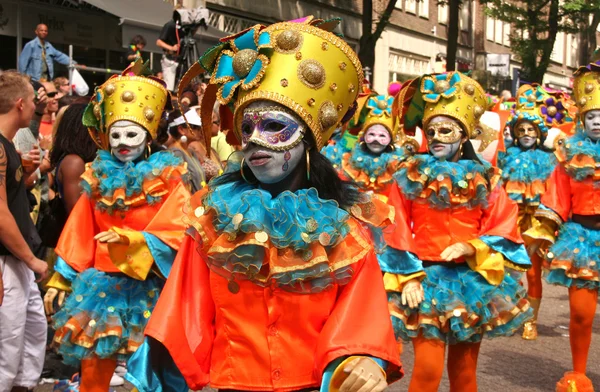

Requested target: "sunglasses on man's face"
[{"left": 47, "top": 91, "right": 58, "bottom": 98}]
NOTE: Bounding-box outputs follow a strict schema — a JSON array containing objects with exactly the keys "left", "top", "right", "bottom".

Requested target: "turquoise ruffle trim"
[
  {"left": 348, "top": 146, "right": 406, "bottom": 179},
  {"left": 82, "top": 150, "right": 184, "bottom": 210},
  {"left": 52, "top": 269, "right": 163, "bottom": 366},
  {"left": 546, "top": 221, "right": 600, "bottom": 290},
  {"left": 560, "top": 132, "right": 600, "bottom": 181},
  {"left": 481, "top": 235, "right": 531, "bottom": 269},
  {"left": 499, "top": 147, "right": 556, "bottom": 204},
  {"left": 389, "top": 264, "right": 532, "bottom": 344},
  {"left": 321, "top": 131, "right": 354, "bottom": 168},
  {"left": 395, "top": 155, "right": 495, "bottom": 209},
  {"left": 203, "top": 181, "right": 351, "bottom": 251}
]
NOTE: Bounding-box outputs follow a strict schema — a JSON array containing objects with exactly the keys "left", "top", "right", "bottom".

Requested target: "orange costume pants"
[
  {"left": 80, "top": 358, "right": 116, "bottom": 392},
  {"left": 568, "top": 286, "right": 598, "bottom": 374},
  {"left": 409, "top": 335, "right": 481, "bottom": 392}
]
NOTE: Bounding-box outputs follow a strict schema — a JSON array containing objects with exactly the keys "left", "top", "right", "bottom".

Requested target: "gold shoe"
[{"left": 522, "top": 321, "right": 538, "bottom": 340}]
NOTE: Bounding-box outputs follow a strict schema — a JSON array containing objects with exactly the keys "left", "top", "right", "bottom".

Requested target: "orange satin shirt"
[
  {"left": 541, "top": 164, "right": 600, "bottom": 221},
  {"left": 384, "top": 184, "right": 522, "bottom": 262},
  {"left": 144, "top": 224, "right": 402, "bottom": 391},
  {"left": 55, "top": 182, "right": 189, "bottom": 273}
]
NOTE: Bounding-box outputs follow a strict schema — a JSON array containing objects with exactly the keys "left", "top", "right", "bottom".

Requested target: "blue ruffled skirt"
[
  {"left": 53, "top": 268, "right": 163, "bottom": 366},
  {"left": 546, "top": 221, "right": 600, "bottom": 290},
  {"left": 388, "top": 264, "right": 532, "bottom": 344}
]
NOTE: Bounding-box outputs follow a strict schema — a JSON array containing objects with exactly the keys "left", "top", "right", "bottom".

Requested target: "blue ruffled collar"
[
  {"left": 202, "top": 180, "right": 351, "bottom": 251},
  {"left": 82, "top": 150, "right": 184, "bottom": 211},
  {"left": 499, "top": 147, "right": 556, "bottom": 183},
  {"left": 395, "top": 154, "right": 498, "bottom": 209},
  {"left": 348, "top": 146, "right": 406, "bottom": 179},
  {"left": 560, "top": 132, "right": 600, "bottom": 181}
]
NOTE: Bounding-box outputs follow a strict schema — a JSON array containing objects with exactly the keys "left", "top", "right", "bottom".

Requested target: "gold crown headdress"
[
  {"left": 83, "top": 59, "right": 170, "bottom": 149},
  {"left": 358, "top": 95, "right": 397, "bottom": 140},
  {"left": 573, "top": 61, "right": 600, "bottom": 119},
  {"left": 188, "top": 16, "right": 363, "bottom": 150},
  {"left": 506, "top": 84, "right": 551, "bottom": 139},
  {"left": 420, "top": 72, "right": 486, "bottom": 138}
]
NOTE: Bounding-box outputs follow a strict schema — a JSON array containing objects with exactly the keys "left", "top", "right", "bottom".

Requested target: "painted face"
[
  {"left": 109, "top": 120, "right": 148, "bottom": 163},
  {"left": 515, "top": 120, "right": 538, "bottom": 149},
  {"left": 241, "top": 101, "right": 306, "bottom": 184},
  {"left": 425, "top": 116, "right": 464, "bottom": 160},
  {"left": 364, "top": 124, "right": 391, "bottom": 154},
  {"left": 583, "top": 110, "right": 600, "bottom": 141}
]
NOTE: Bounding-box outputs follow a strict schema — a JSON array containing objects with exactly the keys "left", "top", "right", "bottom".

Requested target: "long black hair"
[
  {"left": 212, "top": 135, "right": 362, "bottom": 208},
  {"left": 50, "top": 103, "right": 98, "bottom": 166}
]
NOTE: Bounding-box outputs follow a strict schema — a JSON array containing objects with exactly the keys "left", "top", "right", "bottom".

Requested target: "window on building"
[
  {"left": 486, "top": 14, "right": 495, "bottom": 41},
  {"left": 503, "top": 23, "right": 511, "bottom": 46},
  {"left": 394, "top": 0, "right": 402, "bottom": 10},
  {"left": 567, "top": 34, "right": 578, "bottom": 67},
  {"left": 438, "top": 3, "right": 448, "bottom": 24},
  {"left": 419, "top": 0, "right": 429, "bottom": 18},
  {"left": 551, "top": 32, "right": 565, "bottom": 63},
  {"left": 459, "top": 2, "right": 470, "bottom": 31},
  {"left": 405, "top": 0, "right": 417, "bottom": 14}
]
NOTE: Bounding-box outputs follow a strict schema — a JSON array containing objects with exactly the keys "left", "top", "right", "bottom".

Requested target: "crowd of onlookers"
[{"left": 1, "top": 19, "right": 237, "bottom": 391}]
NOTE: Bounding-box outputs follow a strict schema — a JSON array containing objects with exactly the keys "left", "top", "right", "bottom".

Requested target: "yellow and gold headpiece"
[
  {"left": 573, "top": 61, "right": 600, "bottom": 118},
  {"left": 420, "top": 72, "right": 486, "bottom": 138},
  {"left": 359, "top": 95, "right": 397, "bottom": 140},
  {"left": 83, "top": 59, "right": 170, "bottom": 149},
  {"left": 197, "top": 16, "right": 363, "bottom": 150}
]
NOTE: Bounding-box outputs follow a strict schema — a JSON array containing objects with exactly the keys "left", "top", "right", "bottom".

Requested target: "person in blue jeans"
[{"left": 18, "top": 24, "right": 72, "bottom": 82}]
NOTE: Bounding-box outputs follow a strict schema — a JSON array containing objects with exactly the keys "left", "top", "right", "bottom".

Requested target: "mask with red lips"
[
  {"left": 241, "top": 101, "right": 306, "bottom": 184},
  {"left": 109, "top": 120, "right": 148, "bottom": 163}
]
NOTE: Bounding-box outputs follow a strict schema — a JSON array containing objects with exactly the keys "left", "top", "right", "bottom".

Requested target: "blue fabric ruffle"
[
  {"left": 321, "top": 131, "right": 356, "bottom": 168},
  {"left": 82, "top": 150, "right": 184, "bottom": 211},
  {"left": 203, "top": 181, "right": 351, "bottom": 251},
  {"left": 546, "top": 221, "right": 600, "bottom": 290},
  {"left": 54, "top": 256, "right": 78, "bottom": 282},
  {"left": 142, "top": 232, "right": 176, "bottom": 278},
  {"left": 560, "top": 132, "right": 600, "bottom": 181},
  {"left": 388, "top": 264, "right": 532, "bottom": 344},
  {"left": 481, "top": 235, "right": 531, "bottom": 269},
  {"left": 378, "top": 247, "right": 423, "bottom": 275},
  {"left": 395, "top": 154, "right": 495, "bottom": 209},
  {"left": 498, "top": 147, "right": 556, "bottom": 204},
  {"left": 348, "top": 146, "right": 406, "bottom": 180},
  {"left": 52, "top": 268, "right": 163, "bottom": 366}
]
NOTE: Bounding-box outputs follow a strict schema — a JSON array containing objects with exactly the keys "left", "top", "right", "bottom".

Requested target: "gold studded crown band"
[{"left": 574, "top": 63, "right": 600, "bottom": 118}]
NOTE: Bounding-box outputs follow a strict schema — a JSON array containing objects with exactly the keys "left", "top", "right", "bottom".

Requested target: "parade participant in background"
[
  {"left": 126, "top": 35, "right": 147, "bottom": 64},
  {"left": 42, "top": 60, "right": 191, "bottom": 392},
  {"left": 498, "top": 84, "right": 564, "bottom": 340},
  {"left": 18, "top": 24, "right": 73, "bottom": 82},
  {"left": 524, "top": 60, "right": 600, "bottom": 392},
  {"left": 321, "top": 81, "right": 372, "bottom": 169},
  {"left": 127, "top": 16, "right": 402, "bottom": 392},
  {"left": 383, "top": 72, "right": 532, "bottom": 392}
]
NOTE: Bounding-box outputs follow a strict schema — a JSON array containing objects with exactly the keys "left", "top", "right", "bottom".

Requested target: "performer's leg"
[
  {"left": 80, "top": 357, "right": 117, "bottom": 392},
  {"left": 408, "top": 335, "right": 446, "bottom": 392},
  {"left": 447, "top": 341, "right": 481, "bottom": 392},
  {"left": 523, "top": 253, "right": 543, "bottom": 340},
  {"left": 568, "top": 286, "right": 598, "bottom": 373}
]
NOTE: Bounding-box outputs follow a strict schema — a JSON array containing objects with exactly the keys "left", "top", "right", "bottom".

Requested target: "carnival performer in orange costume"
[
  {"left": 523, "top": 61, "right": 600, "bottom": 392},
  {"left": 382, "top": 72, "right": 532, "bottom": 392},
  {"left": 125, "top": 16, "right": 402, "bottom": 392},
  {"left": 42, "top": 60, "right": 190, "bottom": 392},
  {"left": 498, "top": 84, "right": 567, "bottom": 340}
]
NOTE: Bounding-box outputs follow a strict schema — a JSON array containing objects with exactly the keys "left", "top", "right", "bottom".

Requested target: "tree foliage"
[
  {"left": 358, "top": 0, "right": 397, "bottom": 78},
  {"left": 481, "top": 0, "right": 600, "bottom": 84}
]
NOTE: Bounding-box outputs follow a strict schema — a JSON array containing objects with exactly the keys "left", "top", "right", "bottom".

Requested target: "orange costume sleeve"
[
  {"left": 479, "top": 186, "right": 522, "bottom": 243},
  {"left": 539, "top": 165, "right": 572, "bottom": 223},
  {"left": 55, "top": 193, "right": 97, "bottom": 273}
]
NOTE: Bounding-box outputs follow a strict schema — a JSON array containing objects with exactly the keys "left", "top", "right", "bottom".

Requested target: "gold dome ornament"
[
  {"left": 194, "top": 16, "right": 363, "bottom": 151},
  {"left": 546, "top": 105, "right": 558, "bottom": 117},
  {"left": 82, "top": 59, "right": 170, "bottom": 150},
  {"left": 435, "top": 80, "right": 450, "bottom": 93},
  {"left": 233, "top": 49, "right": 259, "bottom": 78},
  {"left": 377, "top": 100, "right": 388, "bottom": 110},
  {"left": 463, "top": 84, "right": 475, "bottom": 95}
]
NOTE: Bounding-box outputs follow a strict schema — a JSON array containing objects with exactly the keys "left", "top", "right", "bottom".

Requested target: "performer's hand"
[
  {"left": 339, "top": 357, "right": 387, "bottom": 392},
  {"left": 401, "top": 279, "right": 424, "bottom": 309},
  {"left": 440, "top": 242, "right": 475, "bottom": 261},
  {"left": 44, "top": 288, "right": 66, "bottom": 315},
  {"left": 94, "top": 230, "right": 124, "bottom": 244},
  {"left": 24, "top": 256, "right": 48, "bottom": 282}
]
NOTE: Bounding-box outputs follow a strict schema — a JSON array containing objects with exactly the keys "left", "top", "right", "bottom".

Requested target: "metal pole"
[
  {"left": 150, "top": 52, "right": 154, "bottom": 71},
  {"left": 68, "top": 45, "right": 74, "bottom": 96},
  {"left": 16, "top": 2, "right": 22, "bottom": 67}
]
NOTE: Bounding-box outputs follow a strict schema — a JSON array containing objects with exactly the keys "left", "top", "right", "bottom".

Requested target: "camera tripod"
[{"left": 175, "top": 29, "right": 201, "bottom": 89}]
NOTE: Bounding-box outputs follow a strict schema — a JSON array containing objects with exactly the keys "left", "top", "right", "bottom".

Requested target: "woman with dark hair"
[
  {"left": 126, "top": 35, "right": 147, "bottom": 64},
  {"left": 383, "top": 73, "right": 532, "bottom": 392},
  {"left": 127, "top": 16, "right": 402, "bottom": 392},
  {"left": 497, "top": 84, "right": 566, "bottom": 340},
  {"left": 49, "top": 103, "right": 98, "bottom": 213}
]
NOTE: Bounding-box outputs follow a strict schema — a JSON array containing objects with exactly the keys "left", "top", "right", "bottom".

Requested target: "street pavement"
[{"left": 35, "top": 280, "right": 599, "bottom": 391}]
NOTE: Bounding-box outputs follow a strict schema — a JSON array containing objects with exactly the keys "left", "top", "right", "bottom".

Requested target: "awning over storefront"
[{"left": 83, "top": 0, "right": 226, "bottom": 54}]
